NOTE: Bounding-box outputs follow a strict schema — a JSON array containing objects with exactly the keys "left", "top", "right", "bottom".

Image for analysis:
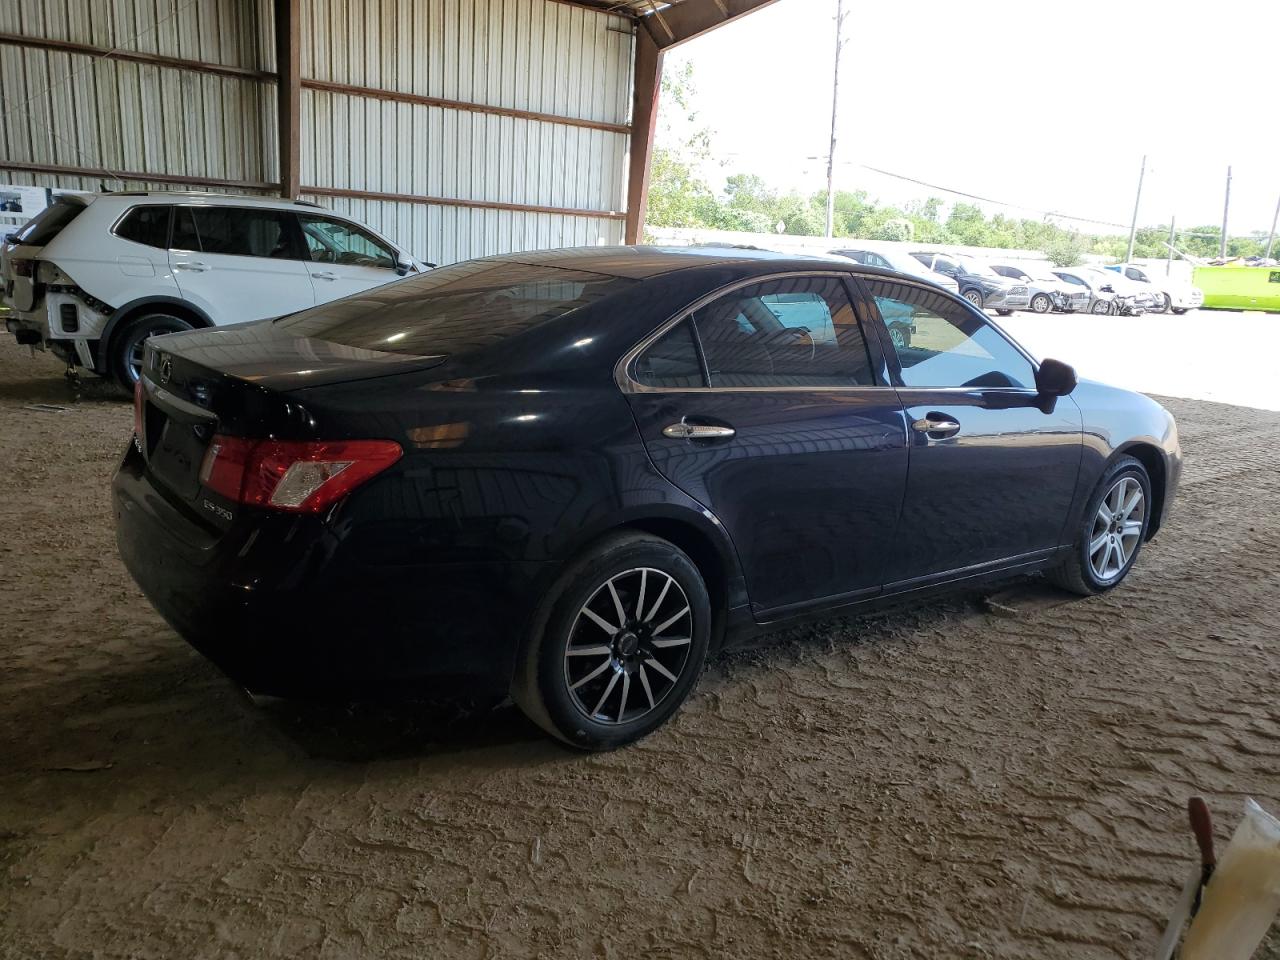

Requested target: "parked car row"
[
  {"left": 1, "top": 191, "right": 428, "bottom": 388},
  {"left": 828, "top": 244, "right": 1203, "bottom": 318}
]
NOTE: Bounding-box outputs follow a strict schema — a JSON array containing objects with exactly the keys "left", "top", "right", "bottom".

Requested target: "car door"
[
  {"left": 295, "top": 213, "right": 406, "bottom": 303},
  {"left": 169, "top": 205, "right": 314, "bottom": 323},
  {"left": 623, "top": 273, "right": 909, "bottom": 616},
  {"left": 859, "top": 277, "right": 1083, "bottom": 587}
]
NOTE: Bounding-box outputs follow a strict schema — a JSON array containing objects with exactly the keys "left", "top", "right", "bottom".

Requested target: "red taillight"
[
  {"left": 133, "top": 379, "right": 144, "bottom": 440},
  {"left": 198, "top": 436, "right": 402, "bottom": 514}
]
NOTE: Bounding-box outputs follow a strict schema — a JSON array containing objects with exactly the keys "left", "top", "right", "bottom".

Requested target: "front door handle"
[
  {"left": 311, "top": 271, "right": 337, "bottom": 280},
  {"left": 663, "top": 419, "right": 736, "bottom": 440},
  {"left": 912, "top": 414, "right": 961, "bottom": 437},
  {"left": 174, "top": 261, "right": 209, "bottom": 272}
]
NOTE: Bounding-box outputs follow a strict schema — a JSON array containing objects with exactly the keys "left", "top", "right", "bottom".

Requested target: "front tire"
[
  {"left": 110, "top": 312, "right": 193, "bottom": 388},
  {"left": 963, "top": 289, "right": 984, "bottom": 310},
  {"left": 1091, "top": 299, "right": 1111, "bottom": 315},
  {"left": 512, "top": 533, "right": 712, "bottom": 750},
  {"left": 1030, "top": 293, "right": 1052, "bottom": 314},
  {"left": 1171, "top": 307, "right": 1188, "bottom": 315},
  {"left": 1048, "top": 455, "right": 1151, "bottom": 596},
  {"left": 1157, "top": 293, "right": 1172, "bottom": 314}
]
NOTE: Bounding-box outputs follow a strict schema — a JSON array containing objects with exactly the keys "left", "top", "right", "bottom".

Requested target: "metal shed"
[{"left": 0, "top": 0, "right": 774, "bottom": 264}]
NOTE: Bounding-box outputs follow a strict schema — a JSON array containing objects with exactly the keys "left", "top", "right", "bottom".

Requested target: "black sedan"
[{"left": 114, "top": 247, "right": 1181, "bottom": 750}]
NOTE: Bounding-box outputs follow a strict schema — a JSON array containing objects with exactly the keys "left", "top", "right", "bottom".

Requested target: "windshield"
[
  {"left": 955, "top": 257, "right": 1000, "bottom": 278},
  {"left": 275, "top": 259, "right": 636, "bottom": 356}
]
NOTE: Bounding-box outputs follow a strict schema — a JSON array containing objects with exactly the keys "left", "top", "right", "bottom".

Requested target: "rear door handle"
[
  {"left": 663, "top": 419, "right": 735, "bottom": 440},
  {"left": 311, "top": 271, "right": 337, "bottom": 280},
  {"left": 174, "top": 261, "right": 209, "bottom": 272},
  {"left": 912, "top": 414, "right": 961, "bottom": 437}
]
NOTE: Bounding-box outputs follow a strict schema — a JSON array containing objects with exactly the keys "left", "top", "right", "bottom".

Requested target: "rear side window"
[
  {"left": 114, "top": 205, "right": 171, "bottom": 248},
  {"left": 13, "top": 198, "right": 86, "bottom": 246},
  {"left": 634, "top": 319, "right": 704, "bottom": 389},
  {"left": 170, "top": 206, "right": 300, "bottom": 259}
]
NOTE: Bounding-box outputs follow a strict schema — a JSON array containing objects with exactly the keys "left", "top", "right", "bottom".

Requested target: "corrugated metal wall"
[
  {"left": 0, "top": 0, "right": 636, "bottom": 263},
  {"left": 0, "top": 0, "right": 278, "bottom": 193},
  {"left": 298, "top": 0, "right": 633, "bottom": 263}
]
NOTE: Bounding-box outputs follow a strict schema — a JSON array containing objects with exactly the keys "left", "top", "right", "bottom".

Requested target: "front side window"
[
  {"left": 692, "top": 276, "right": 874, "bottom": 388},
  {"left": 171, "top": 206, "right": 300, "bottom": 259},
  {"left": 114, "top": 205, "right": 171, "bottom": 248},
  {"left": 298, "top": 215, "right": 397, "bottom": 269},
  {"left": 633, "top": 319, "right": 704, "bottom": 389},
  {"left": 867, "top": 280, "right": 1035, "bottom": 390}
]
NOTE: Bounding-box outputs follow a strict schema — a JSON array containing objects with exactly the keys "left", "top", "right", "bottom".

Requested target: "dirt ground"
[{"left": 2, "top": 337, "right": 1279, "bottom": 960}]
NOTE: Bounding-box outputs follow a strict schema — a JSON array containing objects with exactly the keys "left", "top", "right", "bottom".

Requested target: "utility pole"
[
  {"left": 1220, "top": 165, "right": 1232, "bottom": 259},
  {"left": 1266, "top": 191, "right": 1280, "bottom": 261},
  {"left": 824, "top": 0, "right": 847, "bottom": 239},
  {"left": 1166, "top": 216, "right": 1175, "bottom": 275},
  {"left": 1125, "top": 154, "right": 1146, "bottom": 262}
]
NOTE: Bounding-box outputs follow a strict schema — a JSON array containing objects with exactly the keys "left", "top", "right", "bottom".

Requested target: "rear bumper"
[{"left": 112, "top": 445, "right": 550, "bottom": 698}]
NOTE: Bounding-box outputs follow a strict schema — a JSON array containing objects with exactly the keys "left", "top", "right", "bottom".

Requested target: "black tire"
[
  {"left": 110, "top": 312, "right": 193, "bottom": 389},
  {"left": 1171, "top": 307, "right": 1188, "bottom": 315},
  {"left": 1090, "top": 299, "right": 1111, "bottom": 315},
  {"left": 511, "top": 532, "right": 712, "bottom": 751},
  {"left": 1047, "top": 455, "right": 1152, "bottom": 596},
  {"left": 1030, "top": 293, "right": 1052, "bottom": 314},
  {"left": 963, "top": 289, "right": 984, "bottom": 309},
  {"left": 1157, "top": 293, "right": 1172, "bottom": 314},
  {"left": 995, "top": 308, "right": 1013, "bottom": 316}
]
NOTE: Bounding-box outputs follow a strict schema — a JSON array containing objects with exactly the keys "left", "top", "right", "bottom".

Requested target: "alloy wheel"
[
  {"left": 562, "top": 567, "right": 693, "bottom": 725},
  {"left": 1091, "top": 299, "right": 1110, "bottom": 314},
  {"left": 1088, "top": 476, "right": 1145, "bottom": 583},
  {"left": 1031, "top": 294, "right": 1051, "bottom": 313},
  {"left": 889, "top": 327, "right": 907, "bottom": 349},
  {"left": 964, "top": 290, "right": 983, "bottom": 308}
]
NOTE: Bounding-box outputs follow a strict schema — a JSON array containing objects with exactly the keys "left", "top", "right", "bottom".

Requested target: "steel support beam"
[
  {"left": 625, "top": 0, "right": 778, "bottom": 243},
  {"left": 274, "top": 0, "right": 301, "bottom": 200}
]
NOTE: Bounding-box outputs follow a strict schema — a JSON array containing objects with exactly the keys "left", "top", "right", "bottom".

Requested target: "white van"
[{"left": 1, "top": 191, "right": 427, "bottom": 386}]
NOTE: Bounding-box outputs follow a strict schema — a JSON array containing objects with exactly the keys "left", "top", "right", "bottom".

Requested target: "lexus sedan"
[{"left": 114, "top": 247, "right": 1181, "bottom": 750}]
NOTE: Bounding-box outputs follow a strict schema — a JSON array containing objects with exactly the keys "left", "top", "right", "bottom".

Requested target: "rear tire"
[
  {"left": 1171, "top": 307, "right": 1188, "bottom": 315},
  {"left": 110, "top": 312, "right": 193, "bottom": 389},
  {"left": 1157, "top": 293, "right": 1172, "bottom": 313},
  {"left": 511, "top": 533, "right": 711, "bottom": 751},
  {"left": 1047, "top": 455, "right": 1152, "bottom": 596}
]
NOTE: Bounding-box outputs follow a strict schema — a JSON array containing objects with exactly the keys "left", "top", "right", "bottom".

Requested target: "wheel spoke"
[
  {"left": 635, "top": 569, "right": 647, "bottom": 621},
  {"left": 1089, "top": 531, "right": 1109, "bottom": 556},
  {"left": 651, "top": 605, "right": 690, "bottom": 636},
  {"left": 638, "top": 665, "right": 656, "bottom": 709},
  {"left": 618, "top": 672, "right": 630, "bottom": 721},
  {"left": 566, "top": 644, "right": 611, "bottom": 657},
  {"left": 591, "top": 669, "right": 620, "bottom": 716},
  {"left": 606, "top": 579, "right": 627, "bottom": 630},
  {"left": 644, "top": 657, "right": 678, "bottom": 684},
  {"left": 1096, "top": 502, "right": 1113, "bottom": 524},
  {"left": 644, "top": 575, "right": 673, "bottom": 623},
  {"left": 580, "top": 606, "right": 618, "bottom": 636},
  {"left": 651, "top": 636, "right": 691, "bottom": 649},
  {"left": 1121, "top": 520, "right": 1143, "bottom": 538},
  {"left": 570, "top": 657, "right": 612, "bottom": 690},
  {"left": 1119, "top": 486, "right": 1142, "bottom": 519}
]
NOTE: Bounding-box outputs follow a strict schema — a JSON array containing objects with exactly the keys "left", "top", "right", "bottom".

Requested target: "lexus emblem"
[{"left": 159, "top": 356, "right": 173, "bottom": 384}]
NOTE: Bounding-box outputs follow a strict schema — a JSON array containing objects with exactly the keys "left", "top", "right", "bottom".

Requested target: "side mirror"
[
  {"left": 1101, "top": 284, "right": 1115, "bottom": 293},
  {"left": 1035, "top": 358, "right": 1077, "bottom": 397},
  {"left": 395, "top": 259, "right": 412, "bottom": 276}
]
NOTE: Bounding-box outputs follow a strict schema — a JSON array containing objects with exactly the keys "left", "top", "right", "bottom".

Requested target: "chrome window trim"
[{"left": 615, "top": 269, "right": 892, "bottom": 395}]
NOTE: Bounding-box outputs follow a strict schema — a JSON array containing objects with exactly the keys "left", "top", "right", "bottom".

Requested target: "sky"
[{"left": 662, "top": 0, "right": 1280, "bottom": 236}]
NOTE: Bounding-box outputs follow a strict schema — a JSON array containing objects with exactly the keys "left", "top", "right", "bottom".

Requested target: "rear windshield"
[
  {"left": 275, "top": 260, "right": 636, "bottom": 356},
  {"left": 13, "top": 197, "right": 87, "bottom": 246}
]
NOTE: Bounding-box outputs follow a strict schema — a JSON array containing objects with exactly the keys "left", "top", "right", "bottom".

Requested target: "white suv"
[
  {"left": 1102, "top": 263, "right": 1203, "bottom": 315},
  {"left": 1, "top": 191, "right": 427, "bottom": 387}
]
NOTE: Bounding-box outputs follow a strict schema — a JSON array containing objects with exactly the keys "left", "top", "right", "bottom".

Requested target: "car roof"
[
  {"left": 82, "top": 190, "right": 322, "bottom": 209},
  {"left": 488, "top": 245, "right": 868, "bottom": 280}
]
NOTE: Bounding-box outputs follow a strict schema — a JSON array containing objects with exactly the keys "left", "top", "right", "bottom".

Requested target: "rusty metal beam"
[
  {"left": 0, "top": 160, "right": 278, "bottom": 192},
  {"left": 624, "top": 27, "right": 663, "bottom": 244},
  {"left": 639, "top": 0, "right": 780, "bottom": 49},
  {"left": 274, "top": 0, "right": 301, "bottom": 200},
  {"left": 303, "top": 186, "right": 626, "bottom": 221},
  {"left": 301, "top": 79, "right": 631, "bottom": 135},
  {"left": 0, "top": 32, "right": 276, "bottom": 83}
]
